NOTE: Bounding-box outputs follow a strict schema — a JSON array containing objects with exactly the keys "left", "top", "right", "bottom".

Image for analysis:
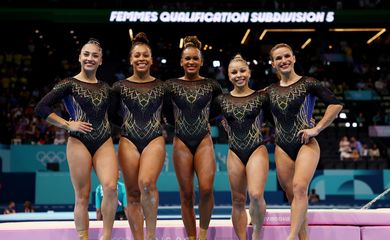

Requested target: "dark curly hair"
[{"left": 130, "top": 32, "right": 151, "bottom": 55}]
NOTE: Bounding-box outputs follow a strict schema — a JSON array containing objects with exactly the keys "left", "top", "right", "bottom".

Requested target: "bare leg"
[
  {"left": 194, "top": 135, "right": 216, "bottom": 240},
  {"left": 67, "top": 137, "right": 93, "bottom": 240},
  {"left": 289, "top": 140, "right": 319, "bottom": 240},
  {"left": 246, "top": 146, "right": 269, "bottom": 240},
  {"left": 93, "top": 138, "right": 119, "bottom": 240},
  {"left": 138, "top": 137, "right": 165, "bottom": 240},
  {"left": 227, "top": 150, "right": 248, "bottom": 240},
  {"left": 275, "top": 140, "right": 319, "bottom": 240},
  {"left": 118, "top": 138, "right": 143, "bottom": 240},
  {"left": 173, "top": 137, "right": 196, "bottom": 238}
]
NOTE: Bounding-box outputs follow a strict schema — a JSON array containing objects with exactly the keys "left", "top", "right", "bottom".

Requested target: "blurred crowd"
[{"left": 339, "top": 135, "right": 381, "bottom": 161}]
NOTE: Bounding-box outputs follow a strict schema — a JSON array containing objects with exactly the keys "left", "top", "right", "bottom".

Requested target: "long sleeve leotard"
[
  {"left": 112, "top": 79, "right": 166, "bottom": 153},
  {"left": 35, "top": 77, "right": 112, "bottom": 156},
  {"left": 165, "top": 78, "right": 222, "bottom": 154},
  {"left": 215, "top": 91, "right": 268, "bottom": 165},
  {"left": 266, "top": 76, "right": 341, "bottom": 160}
]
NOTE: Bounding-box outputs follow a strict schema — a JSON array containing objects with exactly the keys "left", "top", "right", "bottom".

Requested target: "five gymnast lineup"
[{"left": 34, "top": 32, "right": 342, "bottom": 240}]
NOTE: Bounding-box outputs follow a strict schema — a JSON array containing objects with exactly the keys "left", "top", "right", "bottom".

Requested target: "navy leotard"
[
  {"left": 35, "top": 77, "right": 112, "bottom": 156},
  {"left": 112, "top": 79, "right": 166, "bottom": 153},
  {"left": 165, "top": 78, "right": 222, "bottom": 154},
  {"left": 215, "top": 91, "right": 267, "bottom": 165},
  {"left": 267, "top": 76, "right": 341, "bottom": 160}
]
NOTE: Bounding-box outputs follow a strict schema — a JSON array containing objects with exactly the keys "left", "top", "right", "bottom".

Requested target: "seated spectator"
[
  {"left": 350, "top": 136, "right": 363, "bottom": 156},
  {"left": 3, "top": 201, "right": 16, "bottom": 214},
  {"left": 368, "top": 144, "right": 381, "bottom": 160},
  {"left": 351, "top": 149, "right": 360, "bottom": 161},
  {"left": 53, "top": 127, "right": 67, "bottom": 145},
  {"left": 309, "top": 189, "right": 320, "bottom": 204},
  {"left": 11, "top": 134, "right": 22, "bottom": 144},
  {"left": 339, "top": 136, "right": 351, "bottom": 160},
  {"left": 23, "top": 200, "right": 34, "bottom": 213},
  {"left": 361, "top": 144, "right": 369, "bottom": 159},
  {"left": 374, "top": 78, "right": 388, "bottom": 95}
]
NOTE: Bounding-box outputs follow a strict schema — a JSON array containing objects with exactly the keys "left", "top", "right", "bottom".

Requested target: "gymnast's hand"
[
  {"left": 297, "top": 128, "right": 319, "bottom": 144},
  {"left": 67, "top": 120, "right": 93, "bottom": 133}
]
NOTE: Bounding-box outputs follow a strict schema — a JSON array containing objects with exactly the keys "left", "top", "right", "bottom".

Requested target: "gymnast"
[
  {"left": 111, "top": 32, "right": 166, "bottom": 240},
  {"left": 215, "top": 54, "right": 269, "bottom": 239},
  {"left": 35, "top": 38, "right": 118, "bottom": 240},
  {"left": 267, "top": 43, "right": 343, "bottom": 240},
  {"left": 164, "top": 35, "right": 222, "bottom": 240}
]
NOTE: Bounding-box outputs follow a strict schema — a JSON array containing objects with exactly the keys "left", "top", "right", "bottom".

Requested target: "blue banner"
[{"left": 10, "top": 144, "right": 275, "bottom": 172}]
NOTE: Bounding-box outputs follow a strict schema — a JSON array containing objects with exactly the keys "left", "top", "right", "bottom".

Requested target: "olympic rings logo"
[{"left": 36, "top": 151, "right": 66, "bottom": 166}]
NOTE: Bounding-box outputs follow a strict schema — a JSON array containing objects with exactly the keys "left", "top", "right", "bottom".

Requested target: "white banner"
[{"left": 109, "top": 11, "right": 335, "bottom": 23}]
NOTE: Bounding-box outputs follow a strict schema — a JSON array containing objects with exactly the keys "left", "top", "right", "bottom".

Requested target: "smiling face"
[
  {"left": 130, "top": 44, "right": 153, "bottom": 74},
  {"left": 79, "top": 43, "right": 102, "bottom": 74},
  {"left": 228, "top": 60, "right": 251, "bottom": 89},
  {"left": 270, "top": 46, "right": 296, "bottom": 75},
  {"left": 180, "top": 47, "right": 203, "bottom": 77}
]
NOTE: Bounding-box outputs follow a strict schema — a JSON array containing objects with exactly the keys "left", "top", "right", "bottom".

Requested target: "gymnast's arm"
[
  {"left": 298, "top": 78, "right": 343, "bottom": 143},
  {"left": 35, "top": 80, "right": 93, "bottom": 133}
]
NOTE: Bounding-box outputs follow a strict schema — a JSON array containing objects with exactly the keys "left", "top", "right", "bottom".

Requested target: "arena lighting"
[
  {"left": 345, "top": 122, "right": 351, "bottom": 127},
  {"left": 161, "top": 58, "right": 167, "bottom": 64},
  {"left": 352, "top": 122, "right": 358, "bottom": 128},
  {"left": 328, "top": 28, "right": 386, "bottom": 44},
  {"left": 179, "top": 38, "right": 183, "bottom": 49},
  {"left": 259, "top": 28, "right": 316, "bottom": 40},
  {"left": 367, "top": 28, "right": 386, "bottom": 44},
  {"left": 252, "top": 59, "right": 258, "bottom": 65},
  {"left": 339, "top": 112, "right": 347, "bottom": 119},
  {"left": 301, "top": 38, "right": 311, "bottom": 49},
  {"left": 241, "top": 28, "right": 251, "bottom": 45},
  {"left": 212, "top": 60, "right": 220, "bottom": 67},
  {"left": 128, "top": 28, "right": 133, "bottom": 40}
]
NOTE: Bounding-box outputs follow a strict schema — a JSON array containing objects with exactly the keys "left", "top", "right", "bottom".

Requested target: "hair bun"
[
  {"left": 183, "top": 36, "right": 202, "bottom": 49},
  {"left": 233, "top": 54, "right": 244, "bottom": 61},
  {"left": 133, "top": 32, "right": 149, "bottom": 45},
  {"left": 229, "top": 53, "right": 248, "bottom": 67}
]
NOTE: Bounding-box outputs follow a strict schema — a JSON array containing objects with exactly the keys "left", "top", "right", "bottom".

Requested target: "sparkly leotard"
[
  {"left": 215, "top": 91, "right": 268, "bottom": 165},
  {"left": 112, "top": 79, "right": 166, "bottom": 153},
  {"left": 267, "top": 76, "right": 341, "bottom": 160},
  {"left": 165, "top": 78, "right": 222, "bottom": 154},
  {"left": 35, "top": 77, "right": 112, "bottom": 156}
]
